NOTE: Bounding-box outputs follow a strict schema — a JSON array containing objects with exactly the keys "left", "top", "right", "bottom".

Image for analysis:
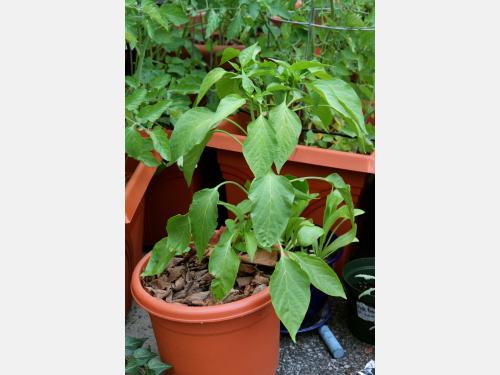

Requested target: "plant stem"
[
  {"left": 225, "top": 118, "right": 248, "bottom": 135},
  {"left": 213, "top": 129, "right": 244, "bottom": 146},
  {"left": 214, "top": 180, "right": 249, "bottom": 196}
]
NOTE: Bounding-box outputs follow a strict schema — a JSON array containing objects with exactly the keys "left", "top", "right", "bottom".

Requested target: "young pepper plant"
[{"left": 142, "top": 172, "right": 360, "bottom": 342}]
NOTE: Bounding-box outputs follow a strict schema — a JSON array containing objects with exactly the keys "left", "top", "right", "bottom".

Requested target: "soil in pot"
[{"left": 141, "top": 249, "right": 272, "bottom": 306}]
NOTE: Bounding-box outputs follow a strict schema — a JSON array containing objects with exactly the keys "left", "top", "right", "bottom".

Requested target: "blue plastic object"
[{"left": 318, "top": 325, "right": 345, "bottom": 359}]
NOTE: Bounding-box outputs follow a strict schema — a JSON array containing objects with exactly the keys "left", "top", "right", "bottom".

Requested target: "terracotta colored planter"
[
  {"left": 143, "top": 129, "right": 205, "bottom": 247},
  {"left": 125, "top": 158, "right": 158, "bottom": 314},
  {"left": 131, "top": 252, "right": 280, "bottom": 375},
  {"left": 206, "top": 115, "right": 375, "bottom": 273}
]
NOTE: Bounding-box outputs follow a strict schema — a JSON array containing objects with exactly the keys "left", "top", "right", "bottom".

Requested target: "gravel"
[{"left": 126, "top": 298, "right": 374, "bottom": 374}]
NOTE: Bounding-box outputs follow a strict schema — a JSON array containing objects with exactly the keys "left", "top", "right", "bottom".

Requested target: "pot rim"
[{"left": 131, "top": 251, "right": 273, "bottom": 324}]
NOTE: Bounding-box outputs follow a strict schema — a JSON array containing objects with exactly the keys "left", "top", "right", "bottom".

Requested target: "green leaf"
[
  {"left": 289, "top": 252, "right": 346, "bottom": 298},
  {"left": 268, "top": 100, "right": 301, "bottom": 172},
  {"left": 141, "top": 237, "right": 173, "bottom": 277},
  {"left": 133, "top": 347, "right": 155, "bottom": 365},
  {"left": 148, "top": 126, "right": 171, "bottom": 161},
  {"left": 297, "top": 223, "right": 324, "bottom": 247},
  {"left": 125, "top": 127, "right": 159, "bottom": 167},
  {"left": 125, "top": 358, "right": 141, "bottom": 374},
  {"left": 269, "top": 254, "right": 310, "bottom": 342},
  {"left": 227, "top": 11, "right": 244, "bottom": 40},
  {"left": 189, "top": 188, "right": 219, "bottom": 260},
  {"left": 143, "top": 0, "right": 168, "bottom": 30},
  {"left": 322, "top": 225, "right": 358, "bottom": 259},
  {"left": 209, "top": 230, "right": 240, "bottom": 301},
  {"left": 169, "top": 107, "right": 215, "bottom": 161},
  {"left": 290, "top": 61, "right": 326, "bottom": 71},
  {"left": 241, "top": 70, "right": 255, "bottom": 94},
  {"left": 238, "top": 43, "right": 261, "bottom": 67},
  {"left": 249, "top": 172, "right": 294, "bottom": 247},
  {"left": 213, "top": 94, "right": 246, "bottom": 122},
  {"left": 126, "top": 88, "right": 147, "bottom": 111},
  {"left": 242, "top": 115, "right": 276, "bottom": 177},
  {"left": 125, "top": 336, "right": 146, "bottom": 355},
  {"left": 195, "top": 67, "right": 227, "bottom": 106},
  {"left": 325, "top": 173, "right": 354, "bottom": 221},
  {"left": 125, "top": 76, "right": 140, "bottom": 89},
  {"left": 166, "top": 213, "right": 191, "bottom": 252},
  {"left": 205, "top": 8, "right": 220, "bottom": 38},
  {"left": 161, "top": 3, "right": 189, "bottom": 26},
  {"left": 181, "top": 133, "right": 210, "bottom": 186},
  {"left": 137, "top": 100, "right": 169, "bottom": 123},
  {"left": 150, "top": 74, "right": 171, "bottom": 89},
  {"left": 244, "top": 230, "right": 258, "bottom": 262},
  {"left": 146, "top": 357, "right": 172, "bottom": 375},
  {"left": 215, "top": 75, "right": 241, "bottom": 98},
  {"left": 219, "top": 48, "right": 241, "bottom": 66}
]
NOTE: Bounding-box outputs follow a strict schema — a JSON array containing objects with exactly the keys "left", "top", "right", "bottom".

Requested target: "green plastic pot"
[{"left": 343, "top": 257, "right": 375, "bottom": 344}]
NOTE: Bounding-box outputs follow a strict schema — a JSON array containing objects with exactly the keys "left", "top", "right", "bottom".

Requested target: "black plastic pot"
[{"left": 343, "top": 257, "right": 375, "bottom": 344}]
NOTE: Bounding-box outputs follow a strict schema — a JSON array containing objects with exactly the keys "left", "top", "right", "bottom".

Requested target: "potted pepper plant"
[{"left": 132, "top": 171, "right": 361, "bottom": 374}]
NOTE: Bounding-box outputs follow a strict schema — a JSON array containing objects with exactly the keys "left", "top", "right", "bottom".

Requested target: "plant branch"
[
  {"left": 224, "top": 118, "right": 248, "bottom": 135},
  {"left": 213, "top": 129, "right": 244, "bottom": 146},
  {"left": 214, "top": 180, "right": 249, "bottom": 196}
]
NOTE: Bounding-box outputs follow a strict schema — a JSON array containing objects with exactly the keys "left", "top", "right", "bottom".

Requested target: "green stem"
[
  {"left": 213, "top": 129, "right": 244, "bottom": 146},
  {"left": 249, "top": 100, "right": 256, "bottom": 121},
  {"left": 135, "top": 38, "right": 149, "bottom": 82},
  {"left": 214, "top": 180, "right": 249, "bottom": 196},
  {"left": 225, "top": 118, "right": 248, "bottom": 135}
]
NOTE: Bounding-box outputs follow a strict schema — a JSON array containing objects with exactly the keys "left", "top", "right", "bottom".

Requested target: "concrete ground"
[{"left": 126, "top": 298, "right": 374, "bottom": 374}]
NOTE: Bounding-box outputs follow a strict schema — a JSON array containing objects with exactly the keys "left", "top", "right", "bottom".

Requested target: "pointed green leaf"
[
  {"left": 249, "top": 172, "right": 294, "bottom": 247},
  {"left": 244, "top": 230, "right": 258, "bottom": 261},
  {"left": 150, "top": 74, "right": 171, "bottom": 89},
  {"left": 209, "top": 230, "right": 240, "bottom": 301},
  {"left": 125, "top": 336, "right": 146, "bottom": 355},
  {"left": 220, "top": 48, "right": 241, "bottom": 66},
  {"left": 243, "top": 115, "right": 277, "bottom": 177},
  {"left": 141, "top": 237, "right": 173, "bottom": 277},
  {"left": 289, "top": 252, "right": 346, "bottom": 298},
  {"left": 143, "top": 0, "right": 169, "bottom": 30},
  {"left": 166, "top": 213, "right": 191, "bottom": 251},
  {"left": 189, "top": 188, "right": 219, "bottom": 259},
  {"left": 238, "top": 43, "right": 261, "bottom": 67},
  {"left": 322, "top": 225, "right": 358, "bottom": 259},
  {"left": 269, "top": 254, "right": 310, "bottom": 342},
  {"left": 126, "top": 88, "right": 147, "bottom": 111},
  {"left": 290, "top": 61, "right": 327, "bottom": 71},
  {"left": 125, "top": 358, "right": 141, "bottom": 374},
  {"left": 215, "top": 75, "right": 241, "bottom": 98},
  {"left": 137, "top": 100, "right": 169, "bottom": 123},
  {"left": 148, "top": 126, "right": 171, "bottom": 161},
  {"left": 205, "top": 8, "right": 221, "bottom": 38},
  {"left": 169, "top": 107, "right": 215, "bottom": 161},
  {"left": 195, "top": 67, "right": 227, "bottom": 106},
  {"left": 133, "top": 347, "right": 156, "bottom": 366},
  {"left": 125, "top": 127, "right": 160, "bottom": 167},
  {"left": 325, "top": 173, "right": 354, "bottom": 221},
  {"left": 226, "top": 11, "right": 243, "bottom": 40},
  {"left": 269, "top": 101, "right": 302, "bottom": 172},
  {"left": 213, "top": 94, "right": 246, "bottom": 123}
]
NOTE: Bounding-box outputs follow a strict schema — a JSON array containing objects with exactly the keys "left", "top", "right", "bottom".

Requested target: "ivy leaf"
[
  {"left": 205, "top": 8, "right": 221, "bottom": 38},
  {"left": 195, "top": 67, "right": 227, "bottom": 106},
  {"left": 289, "top": 252, "right": 346, "bottom": 298},
  {"left": 133, "top": 347, "right": 156, "bottom": 366},
  {"left": 209, "top": 230, "right": 240, "bottom": 301},
  {"left": 249, "top": 172, "right": 294, "bottom": 247},
  {"left": 242, "top": 115, "right": 277, "bottom": 177},
  {"left": 269, "top": 254, "right": 310, "bottom": 342},
  {"left": 239, "top": 43, "right": 261, "bottom": 67},
  {"left": 137, "top": 100, "right": 169, "bottom": 123},
  {"left": 125, "top": 88, "right": 147, "bottom": 111},
  {"left": 146, "top": 357, "right": 172, "bottom": 375},
  {"left": 268, "top": 100, "right": 302, "bottom": 172},
  {"left": 148, "top": 126, "right": 171, "bottom": 161},
  {"left": 161, "top": 3, "right": 189, "bottom": 26},
  {"left": 189, "top": 188, "right": 219, "bottom": 260}
]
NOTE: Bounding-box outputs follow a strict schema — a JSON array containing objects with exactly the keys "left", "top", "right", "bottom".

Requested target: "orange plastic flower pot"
[
  {"left": 125, "top": 158, "right": 158, "bottom": 314},
  {"left": 131, "top": 252, "right": 280, "bottom": 375}
]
